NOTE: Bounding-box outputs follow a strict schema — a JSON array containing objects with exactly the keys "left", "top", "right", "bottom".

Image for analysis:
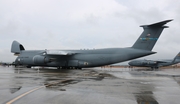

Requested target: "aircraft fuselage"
[{"left": 15, "top": 48, "right": 155, "bottom": 68}]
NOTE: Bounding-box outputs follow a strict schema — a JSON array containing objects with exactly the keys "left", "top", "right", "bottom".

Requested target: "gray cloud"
[{"left": 0, "top": 0, "right": 180, "bottom": 64}]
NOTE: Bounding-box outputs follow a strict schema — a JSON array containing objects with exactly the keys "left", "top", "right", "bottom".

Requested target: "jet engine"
[{"left": 33, "top": 55, "right": 51, "bottom": 64}]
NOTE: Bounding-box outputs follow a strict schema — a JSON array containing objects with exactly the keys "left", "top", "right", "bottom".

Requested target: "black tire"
[{"left": 26, "top": 66, "right": 31, "bottom": 68}]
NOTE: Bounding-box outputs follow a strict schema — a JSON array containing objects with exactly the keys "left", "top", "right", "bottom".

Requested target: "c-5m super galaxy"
[
  {"left": 11, "top": 20, "right": 172, "bottom": 69},
  {"left": 128, "top": 52, "right": 180, "bottom": 69}
]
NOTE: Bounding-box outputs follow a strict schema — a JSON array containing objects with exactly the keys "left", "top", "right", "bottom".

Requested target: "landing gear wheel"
[{"left": 26, "top": 66, "right": 31, "bottom": 68}]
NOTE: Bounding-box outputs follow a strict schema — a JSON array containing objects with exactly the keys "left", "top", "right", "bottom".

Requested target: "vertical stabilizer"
[
  {"left": 172, "top": 52, "right": 180, "bottom": 63},
  {"left": 132, "top": 20, "right": 172, "bottom": 51}
]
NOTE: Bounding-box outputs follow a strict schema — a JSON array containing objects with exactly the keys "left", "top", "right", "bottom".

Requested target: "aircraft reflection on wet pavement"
[{"left": 1, "top": 67, "right": 180, "bottom": 103}]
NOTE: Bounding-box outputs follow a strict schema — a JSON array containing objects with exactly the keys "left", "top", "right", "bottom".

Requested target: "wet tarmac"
[{"left": 1, "top": 66, "right": 180, "bottom": 104}]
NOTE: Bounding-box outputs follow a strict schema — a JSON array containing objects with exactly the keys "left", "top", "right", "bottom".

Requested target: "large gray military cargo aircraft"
[
  {"left": 128, "top": 52, "right": 180, "bottom": 69},
  {"left": 11, "top": 20, "right": 172, "bottom": 69}
]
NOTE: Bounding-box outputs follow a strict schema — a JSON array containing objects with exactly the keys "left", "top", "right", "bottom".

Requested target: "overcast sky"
[{"left": 0, "top": 0, "right": 180, "bottom": 64}]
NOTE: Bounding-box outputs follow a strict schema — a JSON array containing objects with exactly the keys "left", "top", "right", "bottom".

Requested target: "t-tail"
[
  {"left": 132, "top": 20, "right": 173, "bottom": 51},
  {"left": 172, "top": 52, "right": 180, "bottom": 63}
]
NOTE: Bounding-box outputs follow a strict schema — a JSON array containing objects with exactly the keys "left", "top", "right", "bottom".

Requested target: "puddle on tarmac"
[
  {"left": 43, "top": 70, "right": 114, "bottom": 91},
  {"left": 9, "top": 86, "right": 22, "bottom": 94},
  {"left": 135, "top": 94, "right": 159, "bottom": 104}
]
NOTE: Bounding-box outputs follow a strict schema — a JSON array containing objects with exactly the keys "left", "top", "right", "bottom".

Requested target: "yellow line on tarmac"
[
  {"left": 6, "top": 86, "right": 45, "bottom": 104},
  {"left": 6, "top": 79, "right": 73, "bottom": 104}
]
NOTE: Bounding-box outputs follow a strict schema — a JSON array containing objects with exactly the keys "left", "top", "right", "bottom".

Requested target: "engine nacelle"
[{"left": 33, "top": 55, "right": 50, "bottom": 64}]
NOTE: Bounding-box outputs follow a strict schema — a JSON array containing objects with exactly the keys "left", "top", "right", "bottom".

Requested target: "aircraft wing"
[{"left": 46, "top": 50, "right": 76, "bottom": 55}]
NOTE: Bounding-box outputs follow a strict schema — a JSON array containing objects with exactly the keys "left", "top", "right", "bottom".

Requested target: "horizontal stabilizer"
[{"left": 140, "top": 19, "right": 173, "bottom": 28}]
